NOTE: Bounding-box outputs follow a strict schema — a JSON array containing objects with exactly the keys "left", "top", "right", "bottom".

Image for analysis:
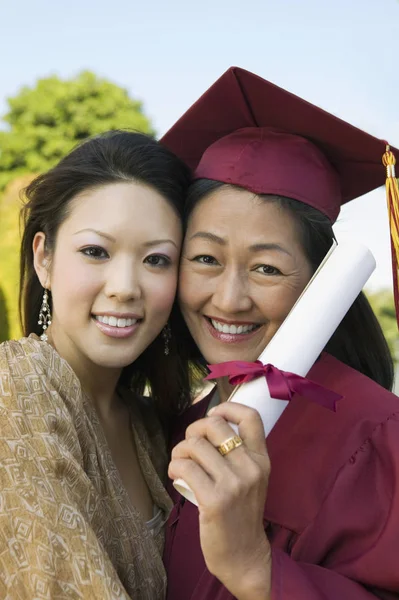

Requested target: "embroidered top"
[{"left": 0, "top": 335, "right": 172, "bottom": 599}]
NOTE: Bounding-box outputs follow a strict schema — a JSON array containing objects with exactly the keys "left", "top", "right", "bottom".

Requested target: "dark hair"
[
  {"left": 184, "top": 179, "right": 394, "bottom": 391},
  {"left": 19, "top": 130, "right": 194, "bottom": 415}
]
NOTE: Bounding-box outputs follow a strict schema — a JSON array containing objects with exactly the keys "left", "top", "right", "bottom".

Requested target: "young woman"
[
  {"left": 162, "top": 68, "right": 399, "bottom": 599},
  {"left": 0, "top": 130, "right": 192, "bottom": 599}
]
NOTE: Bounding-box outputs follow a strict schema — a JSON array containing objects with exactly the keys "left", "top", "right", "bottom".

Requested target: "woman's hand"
[{"left": 168, "top": 402, "right": 272, "bottom": 600}]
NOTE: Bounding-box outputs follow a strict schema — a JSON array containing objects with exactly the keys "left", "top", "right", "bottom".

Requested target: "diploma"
[{"left": 174, "top": 239, "right": 376, "bottom": 505}]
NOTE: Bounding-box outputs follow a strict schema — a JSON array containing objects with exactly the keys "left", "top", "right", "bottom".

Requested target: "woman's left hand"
[{"left": 168, "top": 402, "right": 272, "bottom": 600}]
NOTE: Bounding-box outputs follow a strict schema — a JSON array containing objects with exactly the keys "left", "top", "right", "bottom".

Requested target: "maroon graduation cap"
[{"left": 161, "top": 66, "right": 399, "bottom": 323}]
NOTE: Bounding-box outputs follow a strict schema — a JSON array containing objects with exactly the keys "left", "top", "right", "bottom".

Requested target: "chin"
[
  {"left": 203, "top": 350, "right": 240, "bottom": 365},
  {"left": 205, "top": 347, "right": 260, "bottom": 365},
  {"left": 90, "top": 350, "right": 140, "bottom": 370}
]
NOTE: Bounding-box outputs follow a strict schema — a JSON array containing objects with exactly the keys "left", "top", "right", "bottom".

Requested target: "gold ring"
[{"left": 217, "top": 435, "right": 244, "bottom": 457}]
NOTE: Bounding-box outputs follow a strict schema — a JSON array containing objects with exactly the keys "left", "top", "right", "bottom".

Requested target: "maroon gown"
[{"left": 164, "top": 353, "right": 399, "bottom": 599}]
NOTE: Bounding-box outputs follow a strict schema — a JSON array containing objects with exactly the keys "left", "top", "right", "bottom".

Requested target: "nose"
[
  {"left": 104, "top": 257, "right": 143, "bottom": 302},
  {"left": 211, "top": 268, "right": 252, "bottom": 315}
]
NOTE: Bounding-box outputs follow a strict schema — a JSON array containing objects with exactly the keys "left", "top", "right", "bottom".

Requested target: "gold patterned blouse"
[{"left": 0, "top": 335, "right": 173, "bottom": 599}]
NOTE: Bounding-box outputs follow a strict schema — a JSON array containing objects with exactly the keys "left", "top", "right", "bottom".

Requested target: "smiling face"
[
  {"left": 179, "top": 186, "right": 313, "bottom": 365},
  {"left": 33, "top": 181, "right": 182, "bottom": 381}
]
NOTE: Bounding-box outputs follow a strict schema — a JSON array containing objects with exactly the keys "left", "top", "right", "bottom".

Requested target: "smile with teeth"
[
  {"left": 209, "top": 318, "right": 260, "bottom": 335},
  {"left": 94, "top": 315, "right": 138, "bottom": 328}
]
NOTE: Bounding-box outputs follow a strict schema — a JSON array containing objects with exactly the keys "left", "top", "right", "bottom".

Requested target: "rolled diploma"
[{"left": 174, "top": 240, "right": 376, "bottom": 505}]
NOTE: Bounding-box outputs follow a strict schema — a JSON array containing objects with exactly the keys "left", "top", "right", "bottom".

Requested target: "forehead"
[
  {"left": 187, "top": 186, "right": 301, "bottom": 243},
  {"left": 61, "top": 181, "right": 181, "bottom": 234}
]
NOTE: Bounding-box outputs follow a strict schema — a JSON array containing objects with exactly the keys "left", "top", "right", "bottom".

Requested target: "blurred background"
[{"left": 1, "top": 0, "right": 398, "bottom": 371}]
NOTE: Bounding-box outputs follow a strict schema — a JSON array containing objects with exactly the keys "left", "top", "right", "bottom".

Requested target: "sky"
[{"left": 1, "top": 0, "right": 399, "bottom": 290}]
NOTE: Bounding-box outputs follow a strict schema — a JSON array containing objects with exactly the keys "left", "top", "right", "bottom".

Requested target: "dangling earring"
[
  {"left": 38, "top": 289, "right": 52, "bottom": 341},
  {"left": 162, "top": 323, "right": 172, "bottom": 356}
]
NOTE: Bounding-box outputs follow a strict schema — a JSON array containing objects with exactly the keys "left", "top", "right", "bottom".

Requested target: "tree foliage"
[
  {"left": 0, "top": 174, "right": 34, "bottom": 340},
  {"left": 0, "top": 71, "right": 155, "bottom": 189},
  {"left": 0, "top": 285, "right": 10, "bottom": 342},
  {"left": 367, "top": 289, "right": 399, "bottom": 360}
]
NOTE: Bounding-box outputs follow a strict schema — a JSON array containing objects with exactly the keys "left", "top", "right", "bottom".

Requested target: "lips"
[{"left": 92, "top": 315, "right": 141, "bottom": 340}]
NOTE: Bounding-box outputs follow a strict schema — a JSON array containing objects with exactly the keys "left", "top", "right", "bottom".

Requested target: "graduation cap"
[{"left": 161, "top": 66, "right": 399, "bottom": 322}]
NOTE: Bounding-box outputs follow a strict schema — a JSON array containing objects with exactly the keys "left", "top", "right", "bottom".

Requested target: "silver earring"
[
  {"left": 38, "top": 289, "right": 52, "bottom": 341},
  {"left": 162, "top": 323, "right": 172, "bottom": 356}
]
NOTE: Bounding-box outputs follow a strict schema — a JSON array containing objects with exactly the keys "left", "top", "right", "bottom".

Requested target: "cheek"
[
  {"left": 50, "top": 254, "right": 102, "bottom": 304},
  {"left": 256, "top": 284, "right": 303, "bottom": 322},
  {"left": 178, "top": 266, "right": 205, "bottom": 311},
  {"left": 147, "top": 271, "right": 178, "bottom": 313}
]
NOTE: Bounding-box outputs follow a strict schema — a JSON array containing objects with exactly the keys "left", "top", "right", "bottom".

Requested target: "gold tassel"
[{"left": 382, "top": 145, "right": 399, "bottom": 327}]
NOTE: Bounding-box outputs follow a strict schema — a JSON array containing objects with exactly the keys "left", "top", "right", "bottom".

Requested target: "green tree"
[
  {"left": 367, "top": 289, "right": 399, "bottom": 360},
  {"left": 0, "top": 285, "right": 10, "bottom": 342},
  {"left": 0, "top": 71, "right": 155, "bottom": 189},
  {"left": 0, "top": 174, "right": 33, "bottom": 339}
]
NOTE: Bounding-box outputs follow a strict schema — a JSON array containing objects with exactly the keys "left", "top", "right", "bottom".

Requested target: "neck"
[
  {"left": 47, "top": 327, "right": 123, "bottom": 419},
  {"left": 78, "top": 369, "right": 122, "bottom": 420},
  {"left": 217, "top": 377, "right": 234, "bottom": 403}
]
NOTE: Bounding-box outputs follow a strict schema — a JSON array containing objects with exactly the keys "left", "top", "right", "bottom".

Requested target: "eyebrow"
[
  {"left": 249, "top": 242, "right": 293, "bottom": 257},
  {"left": 189, "top": 232, "right": 292, "bottom": 256},
  {"left": 73, "top": 228, "right": 116, "bottom": 242},
  {"left": 143, "top": 239, "right": 178, "bottom": 249},
  {"left": 73, "top": 229, "right": 178, "bottom": 249},
  {"left": 189, "top": 232, "right": 226, "bottom": 245}
]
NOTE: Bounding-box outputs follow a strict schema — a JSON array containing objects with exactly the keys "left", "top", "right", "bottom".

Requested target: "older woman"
[{"left": 161, "top": 68, "right": 399, "bottom": 599}]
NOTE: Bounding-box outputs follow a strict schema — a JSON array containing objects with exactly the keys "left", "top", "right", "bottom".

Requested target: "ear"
[{"left": 32, "top": 232, "right": 52, "bottom": 289}]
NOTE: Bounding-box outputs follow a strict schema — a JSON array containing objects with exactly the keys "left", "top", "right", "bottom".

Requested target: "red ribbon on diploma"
[{"left": 205, "top": 360, "right": 341, "bottom": 411}]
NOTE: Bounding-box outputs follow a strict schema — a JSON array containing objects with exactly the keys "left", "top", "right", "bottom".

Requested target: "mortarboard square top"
[{"left": 161, "top": 66, "right": 398, "bottom": 223}]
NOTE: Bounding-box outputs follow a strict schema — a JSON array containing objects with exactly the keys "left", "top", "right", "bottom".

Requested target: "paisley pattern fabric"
[{"left": 0, "top": 335, "right": 172, "bottom": 599}]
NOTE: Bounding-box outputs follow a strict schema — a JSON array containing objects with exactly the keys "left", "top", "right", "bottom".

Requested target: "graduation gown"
[{"left": 164, "top": 353, "right": 399, "bottom": 599}]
